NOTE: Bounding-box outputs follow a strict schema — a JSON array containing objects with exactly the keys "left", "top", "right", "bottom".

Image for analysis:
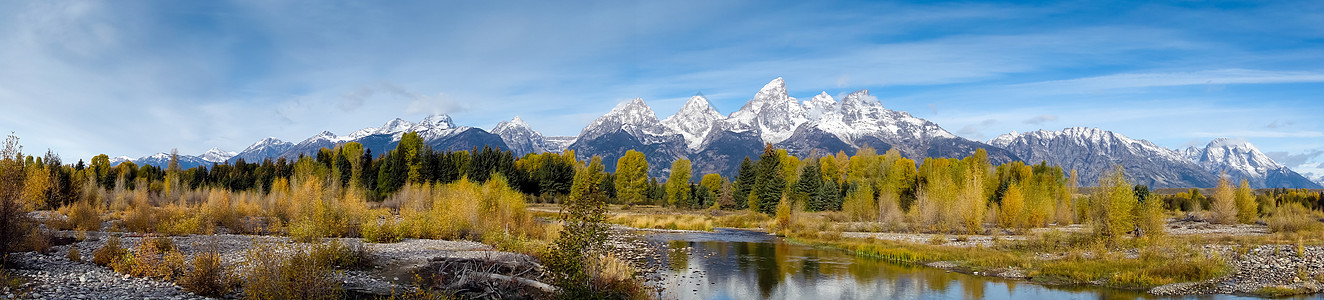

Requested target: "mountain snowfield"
[{"left": 106, "top": 78, "right": 1319, "bottom": 188}]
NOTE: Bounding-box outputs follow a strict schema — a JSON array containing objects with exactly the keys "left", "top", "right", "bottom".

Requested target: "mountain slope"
[
  {"left": 493, "top": 116, "right": 562, "bottom": 155},
  {"left": 1183, "top": 138, "right": 1323, "bottom": 188},
  {"left": 990, "top": 127, "right": 1220, "bottom": 188},
  {"left": 230, "top": 138, "right": 293, "bottom": 164},
  {"left": 567, "top": 98, "right": 686, "bottom": 176}
]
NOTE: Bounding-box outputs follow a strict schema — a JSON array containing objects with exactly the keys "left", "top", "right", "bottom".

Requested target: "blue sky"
[{"left": 1, "top": 0, "right": 1322, "bottom": 180}]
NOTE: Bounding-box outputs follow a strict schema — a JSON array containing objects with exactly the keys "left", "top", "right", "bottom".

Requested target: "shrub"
[
  {"left": 25, "top": 230, "right": 51, "bottom": 254},
  {"left": 67, "top": 246, "right": 81, "bottom": 262},
  {"left": 241, "top": 242, "right": 341, "bottom": 300},
  {"left": 66, "top": 200, "right": 102, "bottom": 231},
  {"left": 92, "top": 236, "right": 130, "bottom": 267},
  {"left": 179, "top": 251, "right": 232, "bottom": 297},
  {"left": 112, "top": 238, "right": 186, "bottom": 280},
  {"left": 360, "top": 213, "right": 402, "bottom": 243},
  {"left": 309, "top": 240, "right": 371, "bottom": 270},
  {"left": 1266, "top": 203, "right": 1324, "bottom": 234},
  {"left": 0, "top": 133, "right": 29, "bottom": 256}
]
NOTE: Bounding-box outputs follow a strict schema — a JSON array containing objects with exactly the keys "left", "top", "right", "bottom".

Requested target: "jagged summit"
[
  {"left": 419, "top": 114, "right": 455, "bottom": 129},
  {"left": 493, "top": 115, "right": 565, "bottom": 155},
  {"left": 578, "top": 98, "right": 673, "bottom": 144},
  {"left": 567, "top": 77, "right": 1012, "bottom": 177},
  {"left": 662, "top": 95, "right": 724, "bottom": 150},
  {"left": 1183, "top": 138, "right": 1319, "bottom": 188},
  {"left": 201, "top": 147, "right": 236, "bottom": 163}
]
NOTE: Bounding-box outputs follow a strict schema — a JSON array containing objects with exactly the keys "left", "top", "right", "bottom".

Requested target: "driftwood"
[{"left": 421, "top": 252, "right": 554, "bottom": 299}]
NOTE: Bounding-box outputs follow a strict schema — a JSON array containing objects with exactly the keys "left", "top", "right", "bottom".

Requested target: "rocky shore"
[
  {"left": 1150, "top": 244, "right": 1324, "bottom": 296},
  {"left": 1, "top": 230, "right": 548, "bottom": 300}
]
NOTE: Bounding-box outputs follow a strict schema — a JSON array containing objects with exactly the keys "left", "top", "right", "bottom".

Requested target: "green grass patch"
[{"left": 1255, "top": 285, "right": 1305, "bottom": 298}]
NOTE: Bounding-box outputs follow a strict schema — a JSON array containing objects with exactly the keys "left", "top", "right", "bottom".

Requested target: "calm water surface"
[{"left": 642, "top": 228, "right": 1269, "bottom": 300}]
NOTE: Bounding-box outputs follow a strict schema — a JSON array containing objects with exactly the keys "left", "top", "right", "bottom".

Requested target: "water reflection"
[{"left": 644, "top": 228, "right": 1260, "bottom": 300}]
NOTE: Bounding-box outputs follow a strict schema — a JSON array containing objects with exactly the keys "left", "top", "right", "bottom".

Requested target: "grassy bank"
[{"left": 786, "top": 232, "right": 1230, "bottom": 291}]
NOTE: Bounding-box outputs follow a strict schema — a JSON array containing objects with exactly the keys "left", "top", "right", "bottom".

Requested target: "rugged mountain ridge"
[
  {"left": 105, "top": 78, "right": 1319, "bottom": 189},
  {"left": 1182, "top": 138, "right": 1322, "bottom": 188},
  {"left": 990, "top": 128, "right": 1322, "bottom": 189},
  {"left": 570, "top": 78, "right": 1017, "bottom": 177},
  {"left": 492, "top": 116, "right": 569, "bottom": 156},
  {"left": 112, "top": 148, "right": 235, "bottom": 169}
]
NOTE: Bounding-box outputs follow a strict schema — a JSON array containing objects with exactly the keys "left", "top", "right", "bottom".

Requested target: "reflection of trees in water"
[
  {"left": 654, "top": 235, "right": 1160, "bottom": 299},
  {"left": 668, "top": 240, "right": 689, "bottom": 271},
  {"left": 960, "top": 275, "right": 986, "bottom": 299},
  {"left": 728, "top": 241, "right": 784, "bottom": 298}
]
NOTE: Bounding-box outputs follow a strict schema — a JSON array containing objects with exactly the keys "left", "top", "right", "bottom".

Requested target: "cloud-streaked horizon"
[{"left": 0, "top": 0, "right": 1321, "bottom": 177}]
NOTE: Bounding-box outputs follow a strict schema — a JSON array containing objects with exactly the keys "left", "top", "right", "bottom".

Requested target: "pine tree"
[
  {"left": 734, "top": 157, "right": 755, "bottom": 210},
  {"left": 795, "top": 163, "right": 825, "bottom": 211},
  {"left": 753, "top": 144, "right": 785, "bottom": 215}
]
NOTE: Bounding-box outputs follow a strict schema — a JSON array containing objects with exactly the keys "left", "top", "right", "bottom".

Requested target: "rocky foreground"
[
  {"left": 1, "top": 231, "right": 551, "bottom": 300},
  {"left": 1150, "top": 244, "right": 1324, "bottom": 296}
]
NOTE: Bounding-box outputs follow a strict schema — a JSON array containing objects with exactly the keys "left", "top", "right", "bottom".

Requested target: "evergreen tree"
[
  {"left": 753, "top": 144, "right": 785, "bottom": 215},
  {"left": 734, "top": 157, "right": 755, "bottom": 210},
  {"left": 795, "top": 163, "right": 825, "bottom": 211}
]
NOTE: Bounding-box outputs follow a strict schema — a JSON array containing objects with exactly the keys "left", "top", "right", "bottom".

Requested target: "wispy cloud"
[
  {"left": 1023, "top": 115, "right": 1059, "bottom": 125},
  {"left": 1015, "top": 69, "right": 1324, "bottom": 93},
  {"left": 1192, "top": 131, "right": 1324, "bottom": 138}
]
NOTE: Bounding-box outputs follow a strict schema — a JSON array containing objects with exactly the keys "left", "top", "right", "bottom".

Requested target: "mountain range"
[{"left": 109, "top": 78, "right": 1322, "bottom": 189}]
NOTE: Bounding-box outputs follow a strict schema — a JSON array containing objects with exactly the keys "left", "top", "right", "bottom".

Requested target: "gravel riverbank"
[{"left": 2, "top": 230, "right": 545, "bottom": 299}]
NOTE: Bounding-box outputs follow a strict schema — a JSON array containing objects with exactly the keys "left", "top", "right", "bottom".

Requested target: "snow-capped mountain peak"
[
  {"left": 803, "top": 92, "right": 837, "bottom": 120},
  {"left": 244, "top": 138, "right": 290, "bottom": 152},
  {"left": 574, "top": 97, "right": 680, "bottom": 147},
  {"left": 1185, "top": 138, "right": 1287, "bottom": 183},
  {"left": 306, "top": 131, "right": 339, "bottom": 143},
  {"left": 989, "top": 127, "right": 1216, "bottom": 188},
  {"left": 419, "top": 114, "right": 455, "bottom": 129},
  {"left": 201, "top": 147, "right": 236, "bottom": 163},
  {"left": 725, "top": 77, "right": 807, "bottom": 144},
  {"left": 493, "top": 115, "right": 560, "bottom": 155},
  {"left": 662, "top": 95, "right": 725, "bottom": 150}
]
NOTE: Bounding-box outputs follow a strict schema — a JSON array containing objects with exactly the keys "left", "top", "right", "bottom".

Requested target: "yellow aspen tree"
[
  {"left": 1210, "top": 175, "right": 1237, "bottom": 224},
  {"left": 1234, "top": 179, "right": 1257, "bottom": 224}
]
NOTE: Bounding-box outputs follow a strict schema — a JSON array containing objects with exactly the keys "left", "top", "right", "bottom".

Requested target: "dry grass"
[
  {"left": 608, "top": 214, "right": 715, "bottom": 231},
  {"left": 1266, "top": 203, "right": 1324, "bottom": 234}
]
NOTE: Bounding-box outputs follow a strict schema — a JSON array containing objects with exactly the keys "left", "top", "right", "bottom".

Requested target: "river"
[{"left": 640, "top": 228, "right": 1269, "bottom": 300}]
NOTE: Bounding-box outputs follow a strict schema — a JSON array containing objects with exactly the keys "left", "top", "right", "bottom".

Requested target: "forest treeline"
[{"left": 4, "top": 130, "right": 1324, "bottom": 240}]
